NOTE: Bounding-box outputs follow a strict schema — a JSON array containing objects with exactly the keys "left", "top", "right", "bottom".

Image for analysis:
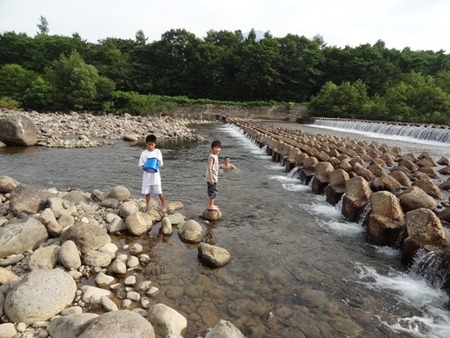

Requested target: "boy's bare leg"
[
  {"left": 159, "top": 194, "right": 167, "bottom": 212},
  {"left": 208, "top": 197, "right": 219, "bottom": 210},
  {"left": 145, "top": 194, "right": 151, "bottom": 212}
]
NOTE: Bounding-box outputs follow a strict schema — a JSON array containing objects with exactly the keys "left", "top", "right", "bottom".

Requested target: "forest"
[{"left": 1, "top": 17, "right": 450, "bottom": 124}]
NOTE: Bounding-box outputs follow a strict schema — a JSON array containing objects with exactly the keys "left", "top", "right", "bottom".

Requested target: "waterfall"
[
  {"left": 409, "top": 249, "right": 449, "bottom": 289},
  {"left": 286, "top": 167, "right": 299, "bottom": 179},
  {"left": 358, "top": 203, "right": 372, "bottom": 225},
  {"left": 309, "top": 119, "right": 450, "bottom": 144}
]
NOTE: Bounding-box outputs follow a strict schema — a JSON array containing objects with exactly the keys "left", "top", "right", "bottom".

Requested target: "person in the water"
[{"left": 219, "top": 156, "right": 237, "bottom": 170}]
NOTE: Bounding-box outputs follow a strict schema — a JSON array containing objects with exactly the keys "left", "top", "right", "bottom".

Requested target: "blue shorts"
[{"left": 207, "top": 182, "right": 218, "bottom": 199}]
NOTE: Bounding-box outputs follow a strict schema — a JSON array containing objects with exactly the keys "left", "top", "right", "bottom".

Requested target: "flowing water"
[{"left": 1, "top": 122, "right": 450, "bottom": 337}]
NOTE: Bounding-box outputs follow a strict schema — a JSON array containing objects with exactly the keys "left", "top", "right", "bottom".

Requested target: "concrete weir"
[{"left": 226, "top": 116, "right": 450, "bottom": 297}]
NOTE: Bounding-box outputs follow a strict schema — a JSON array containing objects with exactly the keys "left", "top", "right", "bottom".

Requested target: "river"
[{"left": 1, "top": 121, "right": 450, "bottom": 337}]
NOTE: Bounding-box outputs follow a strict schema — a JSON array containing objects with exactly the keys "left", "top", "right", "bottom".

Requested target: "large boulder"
[
  {"left": 412, "top": 178, "right": 442, "bottom": 199},
  {"left": 9, "top": 184, "right": 54, "bottom": 216},
  {"left": 48, "top": 313, "right": 99, "bottom": 338},
  {"left": 60, "top": 222, "right": 111, "bottom": 254},
  {"left": 178, "top": 220, "right": 203, "bottom": 244},
  {"left": 399, "top": 186, "right": 437, "bottom": 212},
  {"left": 125, "top": 212, "right": 154, "bottom": 236},
  {"left": 0, "top": 114, "right": 38, "bottom": 146},
  {"left": 205, "top": 319, "right": 245, "bottom": 338},
  {"left": 198, "top": 243, "right": 231, "bottom": 268},
  {"left": 147, "top": 303, "right": 187, "bottom": 337},
  {"left": 107, "top": 185, "right": 131, "bottom": 202},
  {"left": 402, "top": 208, "right": 450, "bottom": 265},
  {"left": 311, "top": 162, "right": 334, "bottom": 194},
  {"left": 79, "top": 310, "right": 155, "bottom": 338},
  {"left": 342, "top": 176, "right": 372, "bottom": 222},
  {"left": 325, "top": 169, "right": 349, "bottom": 205},
  {"left": 4, "top": 269, "right": 76, "bottom": 324},
  {"left": 0, "top": 217, "right": 48, "bottom": 259},
  {"left": 366, "top": 191, "right": 405, "bottom": 246},
  {"left": 0, "top": 176, "right": 20, "bottom": 193}
]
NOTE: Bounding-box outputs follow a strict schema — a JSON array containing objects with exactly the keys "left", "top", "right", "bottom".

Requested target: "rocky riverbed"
[{"left": 0, "top": 178, "right": 239, "bottom": 338}]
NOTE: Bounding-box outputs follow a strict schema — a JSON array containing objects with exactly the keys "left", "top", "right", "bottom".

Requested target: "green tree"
[
  {"left": 37, "top": 16, "right": 49, "bottom": 35},
  {"left": 50, "top": 51, "right": 100, "bottom": 110},
  {"left": 0, "top": 64, "right": 35, "bottom": 101},
  {"left": 308, "top": 80, "right": 369, "bottom": 118},
  {"left": 22, "top": 76, "right": 54, "bottom": 110}
]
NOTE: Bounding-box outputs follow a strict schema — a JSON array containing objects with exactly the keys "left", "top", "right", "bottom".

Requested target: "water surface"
[{"left": 1, "top": 122, "right": 450, "bottom": 337}]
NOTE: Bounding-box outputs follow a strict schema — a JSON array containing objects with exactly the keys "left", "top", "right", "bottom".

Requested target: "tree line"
[{"left": 1, "top": 19, "right": 450, "bottom": 124}]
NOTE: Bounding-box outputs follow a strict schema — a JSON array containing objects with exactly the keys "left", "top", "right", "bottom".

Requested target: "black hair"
[
  {"left": 211, "top": 140, "right": 222, "bottom": 148},
  {"left": 146, "top": 134, "right": 157, "bottom": 143},
  {"left": 224, "top": 156, "right": 230, "bottom": 160}
]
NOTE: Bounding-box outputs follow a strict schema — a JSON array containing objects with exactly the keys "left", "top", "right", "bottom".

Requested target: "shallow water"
[{"left": 1, "top": 122, "right": 450, "bottom": 337}]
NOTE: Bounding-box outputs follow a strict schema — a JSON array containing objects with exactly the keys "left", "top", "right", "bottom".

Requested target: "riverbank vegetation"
[{"left": 1, "top": 18, "right": 450, "bottom": 124}]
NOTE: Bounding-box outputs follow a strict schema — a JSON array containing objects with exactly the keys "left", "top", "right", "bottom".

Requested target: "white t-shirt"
[
  {"left": 206, "top": 153, "right": 219, "bottom": 183},
  {"left": 139, "top": 149, "right": 163, "bottom": 186}
]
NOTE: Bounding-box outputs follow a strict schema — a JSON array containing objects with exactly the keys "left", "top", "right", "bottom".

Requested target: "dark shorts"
[{"left": 207, "top": 182, "right": 218, "bottom": 199}]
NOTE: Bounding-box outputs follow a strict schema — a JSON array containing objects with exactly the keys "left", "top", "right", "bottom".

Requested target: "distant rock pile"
[{"left": 0, "top": 110, "right": 207, "bottom": 148}]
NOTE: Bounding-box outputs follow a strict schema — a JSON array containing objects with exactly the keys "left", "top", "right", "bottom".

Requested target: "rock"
[
  {"left": 59, "top": 240, "right": 82, "bottom": 270},
  {"left": 60, "top": 222, "right": 111, "bottom": 254},
  {"left": 0, "top": 114, "right": 38, "bottom": 146},
  {"left": 0, "top": 267, "right": 20, "bottom": 285},
  {"left": 413, "top": 179, "right": 441, "bottom": 199},
  {"left": 342, "top": 176, "right": 372, "bottom": 222},
  {"left": 118, "top": 201, "right": 139, "bottom": 218},
  {"left": 325, "top": 169, "right": 349, "bottom": 205},
  {"left": 166, "top": 212, "right": 185, "bottom": 225},
  {"left": 178, "top": 220, "right": 204, "bottom": 243},
  {"left": 439, "top": 165, "right": 450, "bottom": 175},
  {"left": 28, "top": 245, "right": 60, "bottom": 270},
  {"left": 9, "top": 184, "right": 54, "bottom": 216},
  {"left": 81, "top": 285, "right": 111, "bottom": 304},
  {"left": 373, "top": 174, "right": 402, "bottom": 192},
  {"left": 4, "top": 269, "right": 76, "bottom": 324},
  {"left": 109, "top": 258, "right": 127, "bottom": 275},
  {"left": 399, "top": 186, "right": 437, "bottom": 212},
  {"left": 402, "top": 208, "right": 450, "bottom": 265},
  {"left": 0, "top": 217, "right": 48, "bottom": 259},
  {"left": 438, "top": 207, "right": 450, "bottom": 223},
  {"left": 0, "top": 176, "right": 19, "bottom": 193},
  {"left": 198, "top": 243, "right": 231, "bottom": 268},
  {"left": 79, "top": 310, "right": 155, "bottom": 338},
  {"left": 161, "top": 216, "right": 173, "bottom": 235},
  {"left": 107, "top": 185, "right": 131, "bottom": 202},
  {"left": 101, "top": 295, "right": 118, "bottom": 312},
  {"left": 202, "top": 209, "right": 222, "bottom": 221},
  {"left": 125, "top": 212, "right": 154, "bottom": 236},
  {"left": 205, "top": 319, "right": 245, "bottom": 338},
  {"left": 148, "top": 303, "right": 187, "bottom": 337},
  {"left": 39, "top": 208, "right": 62, "bottom": 236},
  {"left": 366, "top": 191, "right": 405, "bottom": 246},
  {"left": 0, "top": 323, "right": 17, "bottom": 338},
  {"left": 123, "top": 133, "right": 139, "bottom": 142},
  {"left": 95, "top": 272, "right": 115, "bottom": 286},
  {"left": 48, "top": 313, "right": 99, "bottom": 338},
  {"left": 437, "top": 156, "right": 449, "bottom": 165},
  {"left": 83, "top": 251, "right": 112, "bottom": 268},
  {"left": 311, "top": 162, "right": 334, "bottom": 194},
  {"left": 389, "top": 170, "right": 411, "bottom": 186}
]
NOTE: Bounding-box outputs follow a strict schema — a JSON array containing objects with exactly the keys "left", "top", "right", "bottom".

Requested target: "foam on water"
[
  {"left": 307, "top": 124, "right": 450, "bottom": 148},
  {"left": 220, "top": 124, "right": 267, "bottom": 155},
  {"left": 355, "top": 263, "right": 450, "bottom": 338}
]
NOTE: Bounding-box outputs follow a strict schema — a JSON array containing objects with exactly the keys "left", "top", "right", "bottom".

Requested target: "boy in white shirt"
[{"left": 139, "top": 134, "right": 167, "bottom": 213}]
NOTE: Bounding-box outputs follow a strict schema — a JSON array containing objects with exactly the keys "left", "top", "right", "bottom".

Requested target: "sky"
[{"left": 0, "top": 0, "right": 448, "bottom": 52}]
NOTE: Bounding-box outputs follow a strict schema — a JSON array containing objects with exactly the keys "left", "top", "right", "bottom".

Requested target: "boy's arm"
[{"left": 158, "top": 149, "right": 163, "bottom": 167}]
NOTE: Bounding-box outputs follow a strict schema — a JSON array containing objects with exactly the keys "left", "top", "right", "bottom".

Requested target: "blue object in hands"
[{"left": 143, "top": 158, "right": 159, "bottom": 173}]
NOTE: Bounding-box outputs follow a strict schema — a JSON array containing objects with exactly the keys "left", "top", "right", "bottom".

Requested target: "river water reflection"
[{"left": 1, "top": 122, "right": 450, "bottom": 337}]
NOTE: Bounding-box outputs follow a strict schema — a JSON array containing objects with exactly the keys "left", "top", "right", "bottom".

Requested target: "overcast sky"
[{"left": 0, "top": 0, "right": 448, "bottom": 52}]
